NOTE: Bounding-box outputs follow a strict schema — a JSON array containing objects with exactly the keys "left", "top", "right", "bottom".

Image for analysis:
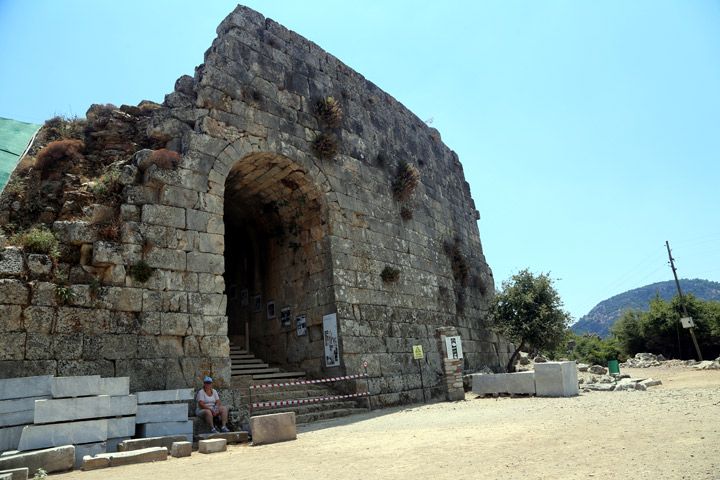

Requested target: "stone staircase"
[{"left": 229, "top": 344, "right": 368, "bottom": 425}]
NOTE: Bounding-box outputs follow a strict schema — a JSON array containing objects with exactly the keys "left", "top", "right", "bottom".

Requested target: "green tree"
[{"left": 492, "top": 269, "right": 571, "bottom": 371}]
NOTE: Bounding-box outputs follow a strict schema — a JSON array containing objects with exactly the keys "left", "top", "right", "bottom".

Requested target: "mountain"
[{"left": 572, "top": 279, "right": 720, "bottom": 337}]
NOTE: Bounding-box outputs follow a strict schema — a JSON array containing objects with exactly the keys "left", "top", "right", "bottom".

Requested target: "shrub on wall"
[
  {"left": 311, "top": 132, "right": 338, "bottom": 160},
  {"left": 34, "top": 139, "right": 85, "bottom": 177},
  {"left": 11, "top": 227, "right": 60, "bottom": 259},
  {"left": 381, "top": 266, "right": 400, "bottom": 283},
  {"left": 315, "top": 96, "right": 343, "bottom": 128},
  {"left": 400, "top": 206, "right": 413, "bottom": 220},
  {"left": 129, "top": 260, "right": 154, "bottom": 283},
  {"left": 392, "top": 161, "right": 420, "bottom": 201}
]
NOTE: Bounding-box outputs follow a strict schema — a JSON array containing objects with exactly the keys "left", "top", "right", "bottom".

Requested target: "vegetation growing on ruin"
[
  {"left": 55, "top": 284, "right": 75, "bottom": 305},
  {"left": 443, "top": 238, "right": 468, "bottom": 287},
  {"left": 146, "top": 148, "right": 181, "bottom": 170},
  {"left": 10, "top": 227, "right": 60, "bottom": 259},
  {"left": 492, "top": 269, "right": 570, "bottom": 372},
  {"left": 96, "top": 219, "right": 122, "bottom": 241},
  {"left": 315, "top": 96, "right": 343, "bottom": 128},
  {"left": 90, "top": 169, "right": 123, "bottom": 203},
  {"left": 381, "top": 266, "right": 400, "bottom": 283},
  {"left": 129, "top": 260, "right": 154, "bottom": 283},
  {"left": 34, "top": 139, "right": 85, "bottom": 179},
  {"left": 400, "top": 206, "right": 413, "bottom": 220},
  {"left": 311, "top": 132, "right": 338, "bottom": 160},
  {"left": 391, "top": 161, "right": 420, "bottom": 201}
]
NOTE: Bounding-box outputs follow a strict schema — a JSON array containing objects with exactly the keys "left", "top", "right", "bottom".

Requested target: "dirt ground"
[{"left": 54, "top": 365, "right": 720, "bottom": 480}]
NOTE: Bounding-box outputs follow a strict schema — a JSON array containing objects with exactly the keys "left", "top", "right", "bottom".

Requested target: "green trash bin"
[{"left": 608, "top": 359, "right": 620, "bottom": 374}]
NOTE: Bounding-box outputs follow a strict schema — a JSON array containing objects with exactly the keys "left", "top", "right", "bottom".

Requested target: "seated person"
[{"left": 196, "top": 376, "right": 230, "bottom": 433}]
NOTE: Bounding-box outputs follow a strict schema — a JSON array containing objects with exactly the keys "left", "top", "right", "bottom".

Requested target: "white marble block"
[{"left": 534, "top": 361, "right": 579, "bottom": 397}]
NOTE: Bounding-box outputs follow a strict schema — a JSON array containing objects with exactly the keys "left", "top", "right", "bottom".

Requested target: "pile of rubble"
[{"left": 621, "top": 352, "right": 666, "bottom": 368}]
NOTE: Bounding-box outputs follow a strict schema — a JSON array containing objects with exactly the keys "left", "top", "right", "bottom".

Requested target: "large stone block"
[
  {"left": 170, "top": 441, "right": 191, "bottom": 458},
  {"left": 117, "top": 435, "right": 188, "bottom": 452},
  {"left": 0, "top": 248, "right": 25, "bottom": 277},
  {"left": 92, "top": 446, "right": 168, "bottom": 467},
  {"left": 18, "top": 419, "right": 108, "bottom": 450},
  {"left": 196, "top": 431, "right": 248, "bottom": 444},
  {"left": 136, "top": 389, "right": 193, "bottom": 404},
  {"left": 50, "top": 375, "right": 101, "bottom": 398},
  {"left": 0, "top": 280, "right": 28, "bottom": 305},
  {"left": 105, "top": 436, "right": 130, "bottom": 453},
  {"left": 471, "top": 372, "right": 536, "bottom": 395},
  {"left": 0, "top": 445, "right": 75, "bottom": 474},
  {"left": 0, "top": 426, "right": 23, "bottom": 452},
  {"left": 74, "top": 442, "right": 106, "bottom": 469},
  {"left": 0, "top": 376, "right": 53, "bottom": 401},
  {"left": 98, "top": 377, "right": 130, "bottom": 396},
  {"left": 32, "top": 395, "right": 135, "bottom": 424},
  {"left": 136, "top": 403, "right": 188, "bottom": 424},
  {"left": 534, "top": 361, "right": 579, "bottom": 397},
  {"left": 249, "top": 412, "right": 296, "bottom": 445},
  {"left": 107, "top": 417, "right": 136, "bottom": 439},
  {"left": 0, "top": 467, "right": 28, "bottom": 480},
  {"left": 142, "top": 205, "right": 185, "bottom": 229},
  {"left": 136, "top": 421, "right": 192, "bottom": 442},
  {"left": 0, "top": 306, "right": 22, "bottom": 333},
  {"left": 198, "top": 438, "right": 226, "bottom": 454}
]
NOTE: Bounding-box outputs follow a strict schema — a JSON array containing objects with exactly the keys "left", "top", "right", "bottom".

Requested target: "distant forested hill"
[{"left": 572, "top": 279, "right": 720, "bottom": 337}]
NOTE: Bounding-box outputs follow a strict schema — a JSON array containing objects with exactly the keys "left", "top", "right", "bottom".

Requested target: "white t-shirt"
[{"left": 196, "top": 388, "right": 219, "bottom": 411}]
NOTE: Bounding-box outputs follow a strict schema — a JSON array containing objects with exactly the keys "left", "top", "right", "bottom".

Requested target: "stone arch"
[{"left": 189, "top": 135, "right": 337, "bottom": 377}]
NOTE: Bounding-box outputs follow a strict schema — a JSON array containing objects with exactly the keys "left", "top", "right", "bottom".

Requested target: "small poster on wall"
[
  {"left": 253, "top": 295, "right": 262, "bottom": 313},
  {"left": 280, "top": 307, "right": 291, "bottom": 328},
  {"left": 296, "top": 315, "right": 307, "bottom": 336},
  {"left": 267, "top": 301, "right": 276, "bottom": 319},
  {"left": 323, "top": 313, "right": 340, "bottom": 367},
  {"left": 240, "top": 289, "right": 249, "bottom": 307}
]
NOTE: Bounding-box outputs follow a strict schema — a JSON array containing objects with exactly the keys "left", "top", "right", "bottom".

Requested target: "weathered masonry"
[{"left": 0, "top": 5, "right": 511, "bottom": 405}]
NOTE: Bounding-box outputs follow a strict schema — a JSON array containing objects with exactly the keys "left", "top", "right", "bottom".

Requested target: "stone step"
[
  {"left": 230, "top": 368, "right": 280, "bottom": 376},
  {"left": 195, "top": 431, "right": 249, "bottom": 444},
  {"left": 296, "top": 408, "right": 367, "bottom": 425},
  {"left": 82, "top": 446, "right": 167, "bottom": 470},
  {"left": 231, "top": 363, "right": 269, "bottom": 370},
  {"left": 251, "top": 401, "right": 359, "bottom": 416},
  {"left": 232, "top": 359, "right": 264, "bottom": 364},
  {"left": 252, "top": 371, "right": 306, "bottom": 380},
  {"left": 230, "top": 354, "right": 256, "bottom": 360},
  {"left": 229, "top": 349, "right": 249, "bottom": 354}
]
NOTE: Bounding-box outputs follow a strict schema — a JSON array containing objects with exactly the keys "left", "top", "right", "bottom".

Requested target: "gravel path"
[{"left": 54, "top": 366, "right": 720, "bottom": 480}]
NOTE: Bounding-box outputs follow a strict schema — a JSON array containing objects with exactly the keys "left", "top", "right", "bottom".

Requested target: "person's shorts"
[{"left": 196, "top": 408, "right": 218, "bottom": 417}]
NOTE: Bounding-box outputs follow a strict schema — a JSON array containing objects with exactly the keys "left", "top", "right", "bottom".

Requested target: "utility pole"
[{"left": 665, "top": 241, "right": 703, "bottom": 361}]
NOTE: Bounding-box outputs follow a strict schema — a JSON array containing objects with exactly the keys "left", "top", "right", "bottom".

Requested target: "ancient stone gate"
[{"left": 0, "top": 6, "right": 511, "bottom": 406}]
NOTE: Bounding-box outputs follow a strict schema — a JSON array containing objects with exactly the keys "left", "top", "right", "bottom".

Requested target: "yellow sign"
[{"left": 412, "top": 345, "right": 424, "bottom": 360}]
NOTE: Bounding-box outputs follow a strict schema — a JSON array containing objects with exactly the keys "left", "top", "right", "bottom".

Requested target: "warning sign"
[{"left": 412, "top": 345, "right": 424, "bottom": 360}]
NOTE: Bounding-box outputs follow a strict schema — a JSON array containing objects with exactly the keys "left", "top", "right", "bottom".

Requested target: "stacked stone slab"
[
  {"left": 0, "top": 375, "right": 135, "bottom": 471},
  {"left": 135, "top": 389, "right": 193, "bottom": 442}
]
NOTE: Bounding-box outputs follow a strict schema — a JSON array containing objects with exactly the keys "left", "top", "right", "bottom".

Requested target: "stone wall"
[{"left": 0, "top": 5, "right": 511, "bottom": 404}]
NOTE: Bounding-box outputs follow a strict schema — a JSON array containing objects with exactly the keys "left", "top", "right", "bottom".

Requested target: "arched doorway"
[{"left": 223, "top": 152, "right": 331, "bottom": 372}]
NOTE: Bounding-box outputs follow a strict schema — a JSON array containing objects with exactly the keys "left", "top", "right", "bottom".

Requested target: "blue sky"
[{"left": 1, "top": 1, "right": 719, "bottom": 320}]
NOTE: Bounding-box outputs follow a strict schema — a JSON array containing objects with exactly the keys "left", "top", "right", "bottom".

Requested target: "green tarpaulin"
[{"left": 0, "top": 117, "right": 41, "bottom": 190}]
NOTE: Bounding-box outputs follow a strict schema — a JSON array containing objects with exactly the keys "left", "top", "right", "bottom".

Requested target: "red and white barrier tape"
[
  {"left": 251, "top": 391, "right": 370, "bottom": 409},
  {"left": 250, "top": 373, "right": 369, "bottom": 390}
]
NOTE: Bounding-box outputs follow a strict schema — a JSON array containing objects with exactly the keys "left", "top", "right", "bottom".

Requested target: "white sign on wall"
[
  {"left": 323, "top": 313, "right": 340, "bottom": 367},
  {"left": 444, "top": 336, "right": 463, "bottom": 360},
  {"left": 680, "top": 317, "right": 695, "bottom": 329}
]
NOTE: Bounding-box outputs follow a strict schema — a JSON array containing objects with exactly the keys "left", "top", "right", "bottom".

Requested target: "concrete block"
[
  {"left": 0, "top": 412, "right": 33, "bottom": 429},
  {"left": 250, "top": 412, "right": 296, "bottom": 446},
  {"left": 117, "top": 435, "right": 187, "bottom": 452},
  {"left": 51, "top": 375, "right": 101, "bottom": 398},
  {"left": 0, "top": 397, "right": 47, "bottom": 415},
  {"left": 0, "top": 426, "right": 23, "bottom": 452},
  {"left": 109, "top": 395, "right": 137, "bottom": 416},
  {"left": 18, "top": 419, "right": 108, "bottom": 450},
  {"left": 105, "top": 437, "right": 130, "bottom": 453},
  {"left": 198, "top": 438, "right": 226, "bottom": 454},
  {"left": 0, "top": 468, "right": 28, "bottom": 480},
  {"left": 196, "top": 431, "right": 248, "bottom": 444},
  {"left": 93, "top": 446, "right": 168, "bottom": 467},
  {"left": 74, "top": 442, "right": 106, "bottom": 469},
  {"left": 0, "top": 445, "right": 75, "bottom": 474},
  {"left": 0, "top": 473, "right": 10, "bottom": 480},
  {"left": 137, "top": 421, "right": 192, "bottom": 442},
  {"left": 471, "top": 372, "right": 536, "bottom": 395},
  {"left": 98, "top": 377, "right": 129, "bottom": 396},
  {"left": 170, "top": 441, "right": 192, "bottom": 458},
  {"left": 534, "top": 361, "right": 579, "bottom": 397},
  {"left": 81, "top": 455, "right": 109, "bottom": 471},
  {"left": 136, "top": 389, "right": 193, "bottom": 404},
  {"left": 107, "top": 417, "right": 136, "bottom": 439},
  {"left": 33, "top": 395, "right": 111, "bottom": 424},
  {"left": 136, "top": 403, "right": 188, "bottom": 424},
  {"left": 0, "top": 376, "right": 53, "bottom": 401}
]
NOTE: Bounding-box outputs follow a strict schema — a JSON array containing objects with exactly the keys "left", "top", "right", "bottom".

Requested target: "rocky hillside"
[{"left": 572, "top": 279, "right": 720, "bottom": 337}]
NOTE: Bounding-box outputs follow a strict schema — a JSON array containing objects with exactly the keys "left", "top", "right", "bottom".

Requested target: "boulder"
[{"left": 588, "top": 365, "right": 607, "bottom": 375}]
